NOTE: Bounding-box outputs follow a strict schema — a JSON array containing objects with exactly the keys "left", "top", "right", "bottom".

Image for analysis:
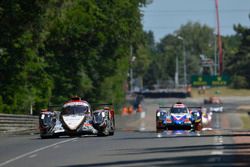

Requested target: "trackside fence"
[{"left": 0, "top": 113, "right": 39, "bottom": 135}]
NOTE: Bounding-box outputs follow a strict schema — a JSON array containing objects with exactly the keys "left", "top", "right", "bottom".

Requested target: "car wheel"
[{"left": 109, "top": 131, "right": 114, "bottom": 136}]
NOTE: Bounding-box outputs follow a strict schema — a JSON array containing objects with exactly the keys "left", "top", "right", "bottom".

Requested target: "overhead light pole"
[
  {"left": 130, "top": 45, "right": 136, "bottom": 93},
  {"left": 215, "top": 0, "right": 223, "bottom": 76},
  {"left": 177, "top": 36, "right": 187, "bottom": 86},
  {"left": 175, "top": 55, "right": 179, "bottom": 88}
]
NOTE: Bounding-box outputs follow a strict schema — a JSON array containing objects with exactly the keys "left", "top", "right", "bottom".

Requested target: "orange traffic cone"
[
  {"left": 128, "top": 106, "right": 134, "bottom": 114},
  {"left": 122, "top": 106, "right": 128, "bottom": 116},
  {"left": 137, "top": 104, "right": 142, "bottom": 112}
]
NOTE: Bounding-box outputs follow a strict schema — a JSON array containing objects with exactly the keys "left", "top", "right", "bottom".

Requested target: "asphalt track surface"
[{"left": 0, "top": 98, "right": 250, "bottom": 167}]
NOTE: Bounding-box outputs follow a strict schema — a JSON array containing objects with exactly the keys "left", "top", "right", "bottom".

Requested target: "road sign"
[{"left": 191, "top": 75, "right": 230, "bottom": 87}]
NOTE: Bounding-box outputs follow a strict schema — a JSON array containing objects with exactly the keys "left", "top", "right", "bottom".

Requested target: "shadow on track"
[{"left": 59, "top": 154, "right": 250, "bottom": 166}]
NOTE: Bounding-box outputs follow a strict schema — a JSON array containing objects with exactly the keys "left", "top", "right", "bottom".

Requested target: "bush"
[{"left": 229, "top": 75, "right": 248, "bottom": 89}]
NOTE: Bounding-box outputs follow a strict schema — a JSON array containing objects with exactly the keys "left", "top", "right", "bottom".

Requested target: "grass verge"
[
  {"left": 191, "top": 87, "right": 250, "bottom": 98},
  {"left": 240, "top": 113, "right": 250, "bottom": 129}
]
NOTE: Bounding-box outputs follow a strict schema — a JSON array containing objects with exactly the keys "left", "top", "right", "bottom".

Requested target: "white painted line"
[
  {"left": 218, "top": 136, "right": 223, "bottom": 143},
  {"left": 202, "top": 128, "right": 213, "bottom": 131},
  {"left": 211, "top": 150, "right": 223, "bottom": 155},
  {"left": 215, "top": 146, "right": 224, "bottom": 150},
  {"left": 211, "top": 136, "right": 224, "bottom": 155},
  {"left": 28, "top": 154, "right": 37, "bottom": 158},
  {"left": 140, "top": 112, "right": 146, "bottom": 119},
  {"left": 139, "top": 112, "right": 146, "bottom": 131},
  {"left": 0, "top": 138, "right": 77, "bottom": 167},
  {"left": 157, "top": 133, "right": 162, "bottom": 138},
  {"left": 72, "top": 139, "right": 78, "bottom": 142},
  {"left": 53, "top": 145, "right": 60, "bottom": 149},
  {"left": 214, "top": 142, "right": 223, "bottom": 145}
]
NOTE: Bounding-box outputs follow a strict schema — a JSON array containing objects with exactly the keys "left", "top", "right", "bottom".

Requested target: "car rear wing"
[
  {"left": 159, "top": 106, "right": 202, "bottom": 109},
  {"left": 40, "top": 104, "right": 62, "bottom": 113},
  {"left": 48, "top": 104, "right": 62, "bottom": 111},
  {"left": 92, "top": 103, "right": 113, "bottom": 110}
]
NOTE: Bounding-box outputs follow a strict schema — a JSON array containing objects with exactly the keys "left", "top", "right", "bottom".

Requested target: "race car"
[
  {"left": 204, "top": 96, "right": 222, "bottom": 104},
  {"left": 201, "top": 107, "right": 213, "bottom": 128},
  {"left": 156, "top": 108, "right": 168, "bottom": 132},
  {"left": 190, "top": 108, "right": 203, "bottom": 131},
  {"left": 208, "top": 104, "right": 223, "bottom": 112},
  {"left": 39, "top": 109, "right": 64, "bottom": 138},
  {"left": 156, "top": 102, "right": 200, "bottom": 131},
  {"left": 92, "top": 104, "right": 115, "bottom": 136},
  {"left": 39, "top": 97, "right": 115, "bottom": 138}
]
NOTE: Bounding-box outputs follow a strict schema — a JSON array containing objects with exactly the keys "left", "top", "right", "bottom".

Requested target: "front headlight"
[
  {"left": 41, "top": 114, "right": 45, "bottom": 119},
  {"left": 101, "top": 112, "right": 106, "bottom": 117},
  {"left": 157, "top": 112, "right": 161, "bottom": 117}
]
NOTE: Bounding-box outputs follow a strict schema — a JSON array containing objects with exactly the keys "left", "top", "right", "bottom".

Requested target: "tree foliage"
[
  {"left": 226, "top": 23, "right": 250, "bottom": 88},
  {"left": 0, "top": 0, "right": 147, "bottom": 114},
  {"left": 143, "top": 22, "right": 215, "bottom": 88}
]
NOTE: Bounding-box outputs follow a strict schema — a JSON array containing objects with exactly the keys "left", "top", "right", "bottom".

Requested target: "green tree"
[
  {"left": 0, "top": 0, "right": 52, "bottom": 113},
  {"left": 0, "top": 0, "right": 148, "bottom": 114},
  {"left": 143, "top": 22, "right": 215, "bottom": 89},
  {"left": 226, "top": 22, "right": 250, "bottom": 88}
]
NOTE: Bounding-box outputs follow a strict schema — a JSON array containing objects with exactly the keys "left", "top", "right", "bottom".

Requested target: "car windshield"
[
  {"left": 62, "top": 105, "right": 88, "bottom": 115},
  {"left": 171, "top": 107, "right": 188, "bottom": 114},
  {"left": 93, "top": 111, "right": 104, "bottom": 123},
  {"left": 41, "top": 114, "right": 54, "bottom": 125}
]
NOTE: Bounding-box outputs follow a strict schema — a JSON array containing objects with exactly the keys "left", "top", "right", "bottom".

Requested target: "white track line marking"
[
  {"left": 28, "top": 154, "right": 37, "bottom": 158},
  {"left": 53, "top": 145, "right": 60, "bottom": 149},
  {"left": 211, "top": 150, "right": 223, "bottom": 155},
  {"left": 0, "top": 138, "right": 76, "bottom": 167},
  {"left": 211, "top": 136, "right": 224, "bottom": 155}
]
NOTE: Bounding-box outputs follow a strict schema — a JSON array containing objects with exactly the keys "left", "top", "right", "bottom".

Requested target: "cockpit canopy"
[
  {"left": 61, "top": 105, "right": 89, "bottom": 115},
  {"left": 170, "top": 107, "right": 188, "bottom": 114}
]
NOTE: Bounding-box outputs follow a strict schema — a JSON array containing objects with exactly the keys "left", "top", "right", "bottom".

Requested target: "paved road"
[{"left": 0, "top": 98, "right": 250, "bottom": 167}]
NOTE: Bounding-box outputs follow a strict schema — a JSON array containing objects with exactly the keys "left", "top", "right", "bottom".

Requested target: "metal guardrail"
[{"left": 0, "top": 113, "right": 39, "bottom": 135}]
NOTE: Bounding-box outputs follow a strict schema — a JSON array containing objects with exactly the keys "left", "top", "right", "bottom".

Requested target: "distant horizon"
[{"left": 141, "top": 0, "right": 250, "bottom": 42}]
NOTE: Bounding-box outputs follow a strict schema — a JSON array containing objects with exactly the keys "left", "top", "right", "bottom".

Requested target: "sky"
[{"left": 141, "top": 0, "right": 250, "bottom": 42}]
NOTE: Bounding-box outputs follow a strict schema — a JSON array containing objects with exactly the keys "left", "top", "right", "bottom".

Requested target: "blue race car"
[{"left": 156, "top": 102, "right": 201, "bottom": 132}]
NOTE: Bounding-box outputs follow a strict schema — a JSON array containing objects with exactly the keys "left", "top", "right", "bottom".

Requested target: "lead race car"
[
  {"left": 156, "top": 102, "right": 202, "bottom": 132},
  {"left": 39, "top": 97, "right": 115, "bottom": 138}
]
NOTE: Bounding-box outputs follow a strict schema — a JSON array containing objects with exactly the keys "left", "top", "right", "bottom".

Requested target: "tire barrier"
[{"left": 0, "top": 114, "right": 39, "bottom": 135}]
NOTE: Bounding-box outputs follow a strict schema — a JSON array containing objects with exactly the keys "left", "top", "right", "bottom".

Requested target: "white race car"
[
  {"left": 209, "top": 104, "right": 223, "bottom": 112},
  {"left": 39, "top": 97, "right": 115, "bottom": 138}
]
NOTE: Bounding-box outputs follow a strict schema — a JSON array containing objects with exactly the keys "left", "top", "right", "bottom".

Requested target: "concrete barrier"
[{"left": 0, "top": 114, "right": 39, "bottom": 135}]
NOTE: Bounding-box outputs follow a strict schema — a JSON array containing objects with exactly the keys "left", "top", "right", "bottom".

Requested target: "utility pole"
[
  {"left": 130, "top": 45, "right": 133, "bottom": 93},
  {"left": 130, "top": 45, "right": 136, "bottom": 93},
  {"left": 215, "top": 0, "right": 223, "bottom": 76},
  {"left": 175, "top": 55, "right": 179, "bottom": 88},
  {"left": 183, "top": 42, "right": 187, "bottom": 86},
  {"left": 213, "top": 28, "right": 217, "bottom": 76},
  {"left": 178, "top": 36, "right": 187, "bottom": 86}
]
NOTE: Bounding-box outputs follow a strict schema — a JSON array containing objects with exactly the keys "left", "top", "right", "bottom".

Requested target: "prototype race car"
[
  {"left": 190, "top": 108, "right": 203, "bottom": 131},
  {"left": 92, "top": 105, "right": 115, "bottom": 136},
  {"left": 39, "top": 97, "right": 115, "bottom": 138},
  {"left": 204, "top": 96, "right": 222, "bottom": 104},
  {"left": 208, "top": 104, "right": 223, "bottom": 112},
  {"left": 156, "top": 102, "right": 201, "bottom": 132},
  {"left": 201, "top": 107, "right": 213, "bottom": 128}
]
